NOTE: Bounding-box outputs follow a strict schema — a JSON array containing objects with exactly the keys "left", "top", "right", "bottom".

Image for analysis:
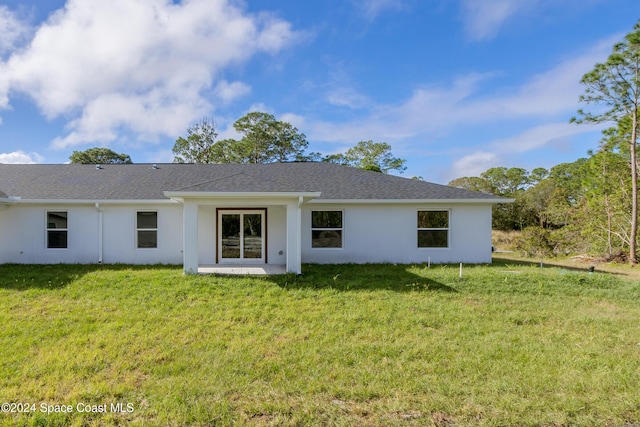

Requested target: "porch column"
[
  {"left": 286, "top": 199, "right": 302, "bottom": 274},
  {"left": 183, "top": 201, "right": 199, "bottom": 274}
]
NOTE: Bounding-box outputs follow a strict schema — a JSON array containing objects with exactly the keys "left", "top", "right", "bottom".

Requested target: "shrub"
[{"left": 514, "top": 227, "right": 554, "bottom": 257}]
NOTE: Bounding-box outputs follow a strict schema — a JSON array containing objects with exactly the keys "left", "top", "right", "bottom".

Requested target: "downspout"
[
  {"left": 297, "top": 196, "right": 303, "bottom": 273},
  {"left": 95, "top": 202, "right": 103, "bottom": 264}
]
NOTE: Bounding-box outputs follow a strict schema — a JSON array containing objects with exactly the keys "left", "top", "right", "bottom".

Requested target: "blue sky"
[{"left": 0, "top": 0, "right": 638, "bottom": 183}]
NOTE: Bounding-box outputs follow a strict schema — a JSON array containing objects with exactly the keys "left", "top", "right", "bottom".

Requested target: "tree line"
[
  {"left": 170, "top": 112, "right": 406, "bottom": 174},
  {"left": 448, "top": 156, "right": 626, "bottom": 259},
  {"left": 69, "top": 111, "right": 407, "bottom": 175}
]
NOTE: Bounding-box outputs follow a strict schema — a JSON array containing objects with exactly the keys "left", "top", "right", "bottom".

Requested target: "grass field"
[{"left": 1, "top": 260, "right": 639, "bottom": 426}]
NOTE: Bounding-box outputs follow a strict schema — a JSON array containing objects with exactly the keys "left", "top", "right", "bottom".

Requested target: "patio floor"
[{"left": 197, "top": 265, "right": 288, "bottom": 275}]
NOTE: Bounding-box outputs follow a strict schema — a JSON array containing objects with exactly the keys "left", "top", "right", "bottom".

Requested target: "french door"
[{"left": 218, "top": 210, "right": 265, "bottom": 263}]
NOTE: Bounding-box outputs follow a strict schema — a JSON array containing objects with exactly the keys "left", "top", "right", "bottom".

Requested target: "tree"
[
  {"left": 323, "top": 141, "right": 406, "bottom": 174},
  {"left": 295, "top": 151, "right": 323, "bottom": 162},
  {"left": 529, "top": 167, "right": 549, "bottom": 186},
  {"left": 447, "top": 176, "right": 493, "bottom": 193},
  {"left": 481, "top": 167, "right": 530, "bottom": 195},
  {"left": 478, "top": 167, "right": 530, "bottom": 230},
  {"left": 571, "top": 125, "right": 635, "bottom": 257},
  {"left": 571, "top": 20, "right": 640, "bottom": 263},
  {"left": 215, "top": 112, "right": 309, "bottom": 164},
  {"left": 172, "top": 118, "right": 219, "bottom": 163},
  {"left": 548, "top": 159, "right": 588, "bottom": 205},
  {"left": 69, "top": 147, "right": 132, "bottom": 164}
]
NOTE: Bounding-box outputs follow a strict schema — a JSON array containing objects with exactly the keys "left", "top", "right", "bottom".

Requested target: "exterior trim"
[
  {"left": 215, "top": 208, "right": 268, "bottom": 264},
  {"left": 2, "top": 197, "right": 510, "bottom": 205},
  {"left": 4, "top": 199, "right": 177, "bottom": 205},
  {"left": 165, "top": 191, "right": 322, "bottom": 199},
  {"left": 308, "top": 198, "right": 511, "bottom": 204},
  {"left": 310, "top": 209, "right": 344, "bottom": 250},
  {"left": 417, "top": 209, "right": 450, "bottom": 249}
]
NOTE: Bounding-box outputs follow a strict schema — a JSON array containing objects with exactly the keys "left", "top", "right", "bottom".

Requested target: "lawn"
[{"left": 1, "top": 261, "right": 639, "bottom": 426}]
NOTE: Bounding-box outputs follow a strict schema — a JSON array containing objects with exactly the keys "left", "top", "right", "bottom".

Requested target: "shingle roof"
[{"left": 0, "top": 162, "right": 503, "bottom": 201}]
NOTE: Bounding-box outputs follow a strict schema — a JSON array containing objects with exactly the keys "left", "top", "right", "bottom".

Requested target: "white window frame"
[
  {"left": 136, "top": 210, "right": 158, "bottom": 250},
  {"left": 46, "top": 210, "right": 68, "bottom": 250},
  {"left": 311, "top": 210, "right": 344, "bottom": 249},
  {"left": 417, "top": 209, "right": 450, "bottom": 249},
  {"left": 217, "top": 209, "right": 267, "bottom": 264}
]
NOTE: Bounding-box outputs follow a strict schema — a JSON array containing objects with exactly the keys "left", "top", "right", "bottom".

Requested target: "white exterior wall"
[
  {"left": 301, "top": 203, "right": 493, "bottom": 264},
  {"left": 267, "top": 205, "right": 288, "bottom": 266},
  {"left": 0, "top": 203, "right": 183, "bottom": 265},
  {"left": 197, "top": 206, "right": 216, "bottom": 265},
  {"left": 102, "top": 204, "right": 183, "bottom": 264},
  {"left": 0, "top": 204, "right": 100, "bottom": 264},
  {"left": 0, "top": 200, "right": 494, "bottom": 267}
]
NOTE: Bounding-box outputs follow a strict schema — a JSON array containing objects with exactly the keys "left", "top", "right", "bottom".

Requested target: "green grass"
[{"left": 1, "top": 261, "right": 639, "bottom": 426}]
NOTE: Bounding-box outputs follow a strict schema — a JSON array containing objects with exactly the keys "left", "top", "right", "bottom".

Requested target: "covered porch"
[{"left": 164, "top": 191, "right": 320, "bottom": 275}]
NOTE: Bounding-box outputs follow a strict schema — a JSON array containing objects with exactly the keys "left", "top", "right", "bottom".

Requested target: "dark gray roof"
[{"left": 0, "top": 163, "right": 503, "bottom": 201}]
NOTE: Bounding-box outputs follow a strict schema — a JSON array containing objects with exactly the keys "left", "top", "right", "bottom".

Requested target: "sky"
[{"left": 0, "top": 0, "right": 638, "bottom": 183}]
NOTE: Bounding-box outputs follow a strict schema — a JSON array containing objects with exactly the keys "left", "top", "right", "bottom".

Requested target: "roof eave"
[
  {"left": 164, "top": 191, "right": 322, "bottom": 200},
  {"left": 308, "top": 198, "right": 514, "bottom": 204},
  {"left": 3, "top": 198, "right": 178, "bottom": 205}
]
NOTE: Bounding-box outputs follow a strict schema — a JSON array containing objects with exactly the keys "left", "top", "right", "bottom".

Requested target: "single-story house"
[{"left": 0, "top": 162, "right": 508, "bottom": 274}]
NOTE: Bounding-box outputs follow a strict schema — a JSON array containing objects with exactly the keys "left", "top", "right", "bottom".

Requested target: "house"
[{"left": 0, "top": 162, "right": 507, "bottom": 274}]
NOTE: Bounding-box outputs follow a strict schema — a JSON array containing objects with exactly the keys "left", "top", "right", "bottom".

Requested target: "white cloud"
[
  {"left": 278, "top": 112, "right": 303, "bottom": 125},
  {"left": 0, "top": 6, "right": 30, "bottom": 111},
  {"left": 146, "top": 148, "right": 175, "bottom": 163},
  {"left": 0, "top": 0, "right": 299, "bottom": 148},
  {"left": 0, "top": 6, "right": 29, "bottom": 56},
  {"left": 326, "top": 87, "right": 370, "bottom": 109},
  {"left": 254, "top": 15, "right": 297, "bottom": 52},
  {"left": 0, "top": 150, "right": 43, "bottom": 164},
  {"left": 491, "top": 121, "right": 605, "bottom": 154},
  {"left": 357, "top": 0, "right": 408, "bottom": 21},
  {"left": 214, "top": 80, "right": 251, "bottom": 104},
  {"left": 442, "top": 121, "right": 601, "bottom": 180},
  {"left": 303, "top": 36, "right": 612, "bottom": 152},
  {"left": 451, "top": 151, "right": 501, "bottom": 179},
  {"left": 460, "top": 0, "right": 539, "bottom": 41}
]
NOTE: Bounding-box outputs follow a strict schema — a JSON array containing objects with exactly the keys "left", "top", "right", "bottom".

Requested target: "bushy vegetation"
[
  {"left": 451, "top": 154, "right": 634, "bottom": 260},
  {"left": 1, "top": 262, "right": 639, "bottom": 426}
]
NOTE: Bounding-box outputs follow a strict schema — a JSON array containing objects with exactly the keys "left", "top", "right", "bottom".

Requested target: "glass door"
[{"left": 218, "top": 210, "right": 265, "bottom": 263}]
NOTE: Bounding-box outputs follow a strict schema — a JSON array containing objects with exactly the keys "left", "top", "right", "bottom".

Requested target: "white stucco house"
[{"left": 0, "top": 162, "right": 507, "bottom": 274}]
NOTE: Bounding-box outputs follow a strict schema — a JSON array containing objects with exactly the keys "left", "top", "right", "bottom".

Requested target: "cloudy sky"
[{"left": 0, "top": 0, "right": 637, "bottom": 182}]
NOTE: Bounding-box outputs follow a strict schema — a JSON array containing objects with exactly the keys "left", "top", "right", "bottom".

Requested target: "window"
[
  {"left": 47, "top": 211, "right": 68, "bottom": 249},
  {"left": 137, "top": 211, "right": 158, "bottom": 249},
  {"left": 311, "top": 211, "right": 343, "bottom": 248},
  {"left": 418, "top": 210, "right": 449, "bottom": 248}
]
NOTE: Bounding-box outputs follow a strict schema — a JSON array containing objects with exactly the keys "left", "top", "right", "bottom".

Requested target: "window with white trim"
[
  {"left": 47, "top": 211, "right": 68, "bottom": 249},
  {"left": 136, "top": 211, "right": 158, "bottom": 249},
  {"left": 311, "top": 211, "right": 343, "bottom": 248},
  {"left": 417, "top": 210, "right": 449, "bottom": 248}
]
